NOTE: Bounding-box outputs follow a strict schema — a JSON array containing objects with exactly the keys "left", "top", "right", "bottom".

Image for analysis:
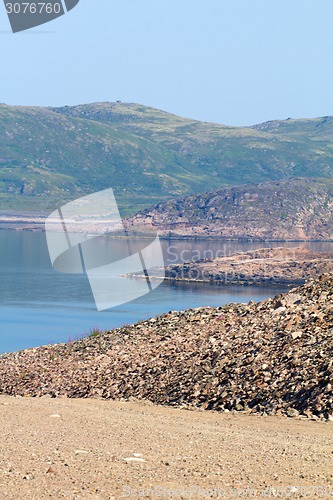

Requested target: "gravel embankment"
[{"left": 0, "top": 274, "right": 333, "bottom": 420}]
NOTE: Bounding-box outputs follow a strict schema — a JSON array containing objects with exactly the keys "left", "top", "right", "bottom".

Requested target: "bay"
[{"left": 1, "top": 231, "right": 331, "bottom": 354}]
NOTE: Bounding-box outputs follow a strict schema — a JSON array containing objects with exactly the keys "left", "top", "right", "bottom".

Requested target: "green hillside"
[{"left": 0, "top": 102, "right": 332, "bottom": 216}]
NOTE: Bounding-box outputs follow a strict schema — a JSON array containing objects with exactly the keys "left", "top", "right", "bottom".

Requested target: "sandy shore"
[{"left": 0, "top": 396, "right": 332, "bottom": 499}]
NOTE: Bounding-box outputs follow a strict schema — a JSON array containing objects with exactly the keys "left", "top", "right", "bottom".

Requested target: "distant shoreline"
[
  {"left": 0, "top": 211, "right": 47, "bottom": 231},
  {"left": 1, "top": 211, "right": 333, "bottom": 242}
]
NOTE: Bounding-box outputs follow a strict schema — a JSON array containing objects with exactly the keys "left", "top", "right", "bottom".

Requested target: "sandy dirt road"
[{"left": 0, "top": 396, "right": 332, "bottom": 499}]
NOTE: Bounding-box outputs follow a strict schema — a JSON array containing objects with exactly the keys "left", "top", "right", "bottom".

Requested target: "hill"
[
  {"left": 1, "top": 274, "right": 332, "bottom": 419},
  {"left": 126, "top": 178, "right": 333, "bottom": 240},
  {"left": 1, "top": 102, "right": 333, "bottom": 215}
]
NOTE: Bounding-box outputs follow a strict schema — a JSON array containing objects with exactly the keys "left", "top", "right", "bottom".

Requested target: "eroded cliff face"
[{"left": 126, "top": 178, "right": 333, "bottom": 240}]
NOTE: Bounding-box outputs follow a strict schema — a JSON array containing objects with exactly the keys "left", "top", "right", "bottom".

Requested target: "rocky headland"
[
  {"left": 3, "top": 179, "right": 333, "bottom": 243},
  {"left": 125, "top": 178, "right": 333, "bottom": 240},
  {"left": 146, "top": 247, "right": 333, "bottom": 286}
]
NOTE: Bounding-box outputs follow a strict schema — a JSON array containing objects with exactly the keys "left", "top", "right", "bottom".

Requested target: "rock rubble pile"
[{"left": 0, "top": 275, "right": 332, "bottom": 419}]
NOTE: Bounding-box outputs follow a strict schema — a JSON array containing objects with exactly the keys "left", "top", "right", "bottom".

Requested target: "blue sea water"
[{"left": 1, "top": 230, "right": 331, "bottom": 354}]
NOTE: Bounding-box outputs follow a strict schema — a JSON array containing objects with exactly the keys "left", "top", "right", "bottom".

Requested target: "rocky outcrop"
[
  {"left": 1, "top": 274, "right": 333, "bottom": 420},
  {"left": 126, "top": 178, "right": 333, "bottom": 240},
  {"left": 152, "top": 247, "right": 333, "bottom": 286}
]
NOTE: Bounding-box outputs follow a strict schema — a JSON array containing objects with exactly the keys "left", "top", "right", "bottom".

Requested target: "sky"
[{"left": 0, "top": 0, "right": 332, "bottom": 126}]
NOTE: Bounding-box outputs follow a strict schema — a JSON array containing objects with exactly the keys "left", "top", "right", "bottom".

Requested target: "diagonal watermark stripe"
[{"left": 45, "top": 189, "right": 165, "bottom": 311}]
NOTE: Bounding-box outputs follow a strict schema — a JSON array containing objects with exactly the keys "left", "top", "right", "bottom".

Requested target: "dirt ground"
[{"left": 0, "top": 396, "right": 332, "bottom": 499}]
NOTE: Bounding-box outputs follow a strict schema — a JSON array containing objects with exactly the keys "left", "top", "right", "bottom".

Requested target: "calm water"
[{"left": 1, "top": 231, "right": 332, "bottom": 354}]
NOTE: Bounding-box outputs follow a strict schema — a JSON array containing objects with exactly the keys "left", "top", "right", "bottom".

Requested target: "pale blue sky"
[{"left": 0, "top": 0, "right": 332, "bottom": 126}]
